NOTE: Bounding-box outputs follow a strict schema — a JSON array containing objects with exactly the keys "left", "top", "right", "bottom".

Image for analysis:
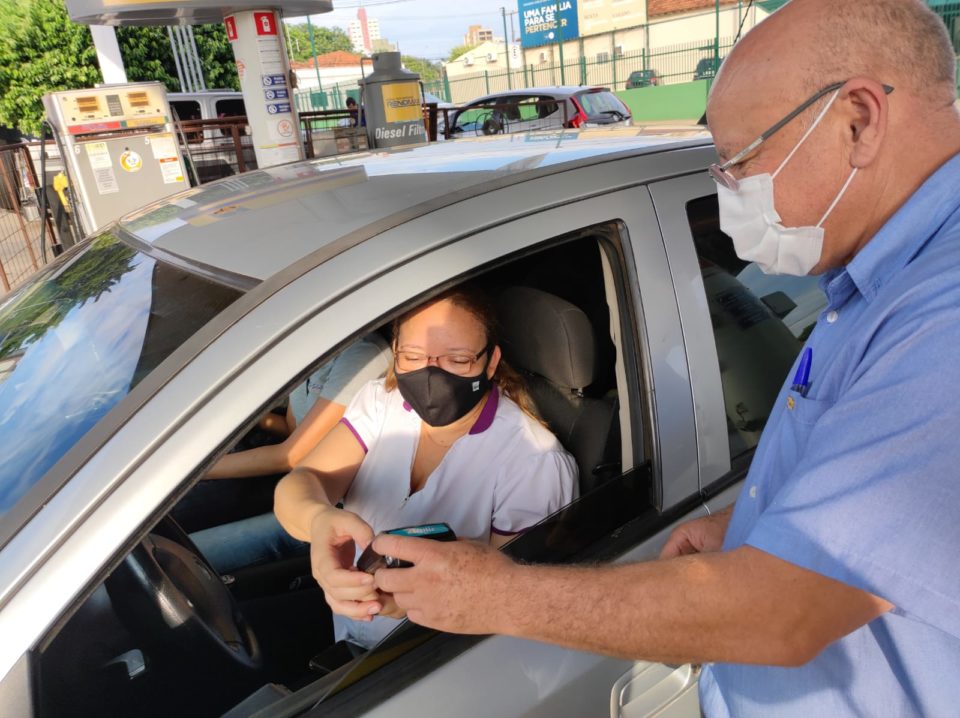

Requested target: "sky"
[{"left": 293, "top": 0, "right": 523, "bottom": 61}]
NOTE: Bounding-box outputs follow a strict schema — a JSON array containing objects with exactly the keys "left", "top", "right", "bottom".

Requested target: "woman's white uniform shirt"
[{"left": 335, "top": 378, "right": 578, "bottom": 647}]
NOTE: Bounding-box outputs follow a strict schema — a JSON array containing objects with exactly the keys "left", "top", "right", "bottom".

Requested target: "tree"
[
  {"left": 447, "top": 43, "right": 479, "bottom": 63},
  {"left": 0, "top": 0, "right": 238, "bottom": 136},
  {"left": 0, "top": 0, "right": 102, "bottom": 136},
  {"left": 284, "top": 23, "right": 353, "bottom": 62},
  {"left": 402, "top": 56, "right": 442, "bottom": 84}
]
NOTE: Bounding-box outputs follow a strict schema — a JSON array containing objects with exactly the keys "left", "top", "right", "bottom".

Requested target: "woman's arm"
[
  {"left": 275, "top": 423, "right": 383, "bottom": 620},
  {"left": 273, "top": 421, "right": 366, "bottom": 540},
  {"left": 206, "top": 397, "right": 346, "bottom": 479}
]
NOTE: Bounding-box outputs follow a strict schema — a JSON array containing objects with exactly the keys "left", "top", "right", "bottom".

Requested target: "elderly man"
[{"left": 366, "top": 1, "right": 960, "bottom": 714}]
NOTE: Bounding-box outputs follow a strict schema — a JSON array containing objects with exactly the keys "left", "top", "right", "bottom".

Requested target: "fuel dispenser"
[
  {"left": 43, "top": 81, "right": 190, "bottom": 234},
  {"left": 359, "top": 52, "right": 425, "bottom": 150}
]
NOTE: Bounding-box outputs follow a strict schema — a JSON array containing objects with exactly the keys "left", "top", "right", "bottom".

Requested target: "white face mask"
[{"left": 717, "top": 90, "right": 858, "bottom": 276}]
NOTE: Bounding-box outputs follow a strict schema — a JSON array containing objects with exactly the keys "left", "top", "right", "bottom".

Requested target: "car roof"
[{"left": 119, "top": 128, "right": 712, "bottom": 283}]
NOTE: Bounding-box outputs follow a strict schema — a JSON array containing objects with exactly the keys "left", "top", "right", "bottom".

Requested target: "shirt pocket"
[{"left": 784, "top": 391, "right": 835, "bottom": 427}]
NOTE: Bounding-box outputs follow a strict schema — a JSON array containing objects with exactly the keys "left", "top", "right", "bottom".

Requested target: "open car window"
[{"left": 686, "top": 194, "right": 827, "bottom": 460}]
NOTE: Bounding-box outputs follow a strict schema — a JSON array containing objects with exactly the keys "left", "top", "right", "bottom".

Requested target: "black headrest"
[{"left": 496, "top": 286, "right": 596, "bottom": 390}]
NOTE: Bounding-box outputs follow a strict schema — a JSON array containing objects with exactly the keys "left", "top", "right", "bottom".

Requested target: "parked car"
[
  {"left": 625, "top": 69, "right": 660, "bottom": 89},
  {"left": 693, "top": 56, "right": 722, "bottom": 81},
  {"left": 0, "top": 128, "right": 826, "bottom": 718},
  {"left": 449, "top": 86, "right": 632, "bottom": 136}
]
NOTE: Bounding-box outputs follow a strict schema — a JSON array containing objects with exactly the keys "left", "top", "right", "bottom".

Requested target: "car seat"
[{"left": 496, "top": 286, "right": 621, "bottom": 495}]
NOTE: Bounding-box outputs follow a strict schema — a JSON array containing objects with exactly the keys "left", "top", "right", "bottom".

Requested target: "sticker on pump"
[
  {"left": 119, "top": 150, "right": 142, "bottom": 172},
  {"left": 224, "top": 16, "right": 237, "bottom": 41},
  {"left": 254, "top": 11, "right": 277, "bottom": 36},
  {"left": 261, "top": 74, "right": 287, "bottom": 87}
]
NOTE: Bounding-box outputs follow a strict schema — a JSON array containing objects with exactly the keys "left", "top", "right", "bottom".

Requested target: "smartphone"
[{"left": 356, "top": 522, "right": 457, "bottom": 573}]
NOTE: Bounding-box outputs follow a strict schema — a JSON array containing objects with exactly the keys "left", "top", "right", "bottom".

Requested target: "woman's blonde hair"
[{"left": 384, "top": 284, "right": 543, "bottom": 424}]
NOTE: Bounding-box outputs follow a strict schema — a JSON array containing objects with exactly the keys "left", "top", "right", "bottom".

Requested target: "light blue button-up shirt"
[{"left": 699, "top": 152, "right": 960, "bottom": 717}]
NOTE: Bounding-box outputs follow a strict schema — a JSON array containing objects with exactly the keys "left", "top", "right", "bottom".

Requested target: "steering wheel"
[
  {"left": 105, "top": 516, "right": 263, "bottom": 672},
  {"left": 477, "top": 111, "right": 504, "bottom": 136}
]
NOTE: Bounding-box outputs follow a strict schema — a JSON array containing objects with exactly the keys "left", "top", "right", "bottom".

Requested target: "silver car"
[
  {"left": 449, "top": 86, "right": 632, "bottom": 137},
  {"left": 0, "top": 129, "right": 826, "bottom": 718}
]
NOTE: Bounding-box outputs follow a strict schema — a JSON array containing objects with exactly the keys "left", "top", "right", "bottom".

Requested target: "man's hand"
[
  {"left": 309, "top": 508, "right": 381, "bottom": 620},
  {"left": 659, "top": 505, "right": 734, "bottom": 559},
  {"left": 373, "top": 535, "right": 514, "bottom": 634}
]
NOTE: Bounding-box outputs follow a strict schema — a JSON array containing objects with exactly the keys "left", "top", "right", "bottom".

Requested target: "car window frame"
[{"left": 24, "top": 179, "right": 694, "bottom": 718}]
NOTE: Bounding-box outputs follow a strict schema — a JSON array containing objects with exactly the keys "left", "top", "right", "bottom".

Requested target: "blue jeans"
[{"left": 190, "top": 512, "right": 309, "bottom": 574}]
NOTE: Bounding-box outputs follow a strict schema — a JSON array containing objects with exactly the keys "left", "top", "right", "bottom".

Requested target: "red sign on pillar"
[
  {"left": 224, "top": 15, "right": 237, "bottom": 41},
  {"left": 254, "top": 11, "right": 277, "bottom": 36}
]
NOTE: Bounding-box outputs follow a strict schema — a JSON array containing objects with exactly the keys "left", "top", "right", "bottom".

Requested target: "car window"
[
  {"left": 576, "top": 90, "right": 627, "bottom": 118},
  {"left": 452, "top": 100, "right": 496, "bottom": 133},
  {"left": 215, "top": 98, "right": 245, "bottom": 118},
  {"left": 686, "top": 194, "right": 827, "bottom": 459},
  {"left": 170, "top": 100, "right": 201, "bottom": 122},
  {"left": 0, "top": 233, "right": 240, "bottom": 534}
]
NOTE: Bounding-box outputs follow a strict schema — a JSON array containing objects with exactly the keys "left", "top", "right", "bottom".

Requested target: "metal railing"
[
  {"left": 299, "top": 110, "right": 369, "bottom": 159},
  {"left": 174, "top": 116, "right": 258, "bottom": 184},
  {"left": 0, "top": 143, "right": 59, "bottom": 296}
]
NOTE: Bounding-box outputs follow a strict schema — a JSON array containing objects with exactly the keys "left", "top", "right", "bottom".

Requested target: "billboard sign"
[{"left": 518, "top": 0, "right": 579, "bottom": 48}]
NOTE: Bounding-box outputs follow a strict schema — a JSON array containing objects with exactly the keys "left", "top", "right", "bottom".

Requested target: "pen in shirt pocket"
[{"left": 791, "top": 347, "right": 813, "bottom": 397}]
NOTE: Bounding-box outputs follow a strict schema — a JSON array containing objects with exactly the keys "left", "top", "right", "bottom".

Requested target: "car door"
[
  {"left": 273, "top": 186, "right": 705, "bottom": 716},
  {"left": 8, "top": 155, "right": 711, "bottom": 718}
]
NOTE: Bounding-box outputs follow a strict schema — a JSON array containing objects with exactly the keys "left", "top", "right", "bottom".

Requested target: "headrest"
[{"left": 496, "top": 286, "right": 596, "bottom": 389}]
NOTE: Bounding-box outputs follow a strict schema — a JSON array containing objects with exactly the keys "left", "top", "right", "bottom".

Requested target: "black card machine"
[{"left": 356, "top": 522, "right": 457, "bottom": 573}]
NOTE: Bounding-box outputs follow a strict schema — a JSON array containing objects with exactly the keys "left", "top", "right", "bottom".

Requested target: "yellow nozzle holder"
[{"left": 53, "top": 172, "right": 71, "bottom": 213}]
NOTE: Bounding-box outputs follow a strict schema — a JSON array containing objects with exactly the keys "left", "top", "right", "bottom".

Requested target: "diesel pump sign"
[{"left": 360, "top": 53, "right": 426, "bottom": 149}]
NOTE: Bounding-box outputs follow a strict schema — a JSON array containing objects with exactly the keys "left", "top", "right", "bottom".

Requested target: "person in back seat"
[{"left": 274, "top": 284, "right": 578, "bottom": 649}]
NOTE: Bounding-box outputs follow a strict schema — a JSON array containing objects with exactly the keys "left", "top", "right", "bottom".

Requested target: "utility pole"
[
  {"left": 501, "top": 7, "right": 513, "bottom": 89},
  {"left": 307, "top": 15, "right": 323, "bottom": 97}
]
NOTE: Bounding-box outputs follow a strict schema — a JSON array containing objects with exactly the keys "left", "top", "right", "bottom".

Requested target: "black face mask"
[{"left": 395, "top": 364, "right": 492, "bottom": 427}]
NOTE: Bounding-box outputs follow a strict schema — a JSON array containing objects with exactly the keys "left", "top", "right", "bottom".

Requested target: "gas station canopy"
[{"left": 65, "top": 0, "right": 333, "bottom": 25}]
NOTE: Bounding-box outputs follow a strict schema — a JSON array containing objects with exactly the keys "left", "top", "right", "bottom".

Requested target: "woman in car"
[{"left": 274, "top": 284, "right": 578, "bottom": 649}]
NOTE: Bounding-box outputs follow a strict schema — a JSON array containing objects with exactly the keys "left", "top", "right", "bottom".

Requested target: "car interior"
[{"left": 34, "top": 227, "right": 650, "bottom": 718}]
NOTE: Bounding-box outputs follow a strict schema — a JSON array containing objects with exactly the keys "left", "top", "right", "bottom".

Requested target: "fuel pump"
[{"left": 43, "top": 81, "right": 190, "bottom": 234}]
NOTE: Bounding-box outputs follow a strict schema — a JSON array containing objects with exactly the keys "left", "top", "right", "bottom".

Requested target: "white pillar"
[
  {"left": 90, "top": 25, "right": 128, "bottom": 84},
  {"left": 225, "top": 9, "right": 303, "bottom": 168}
]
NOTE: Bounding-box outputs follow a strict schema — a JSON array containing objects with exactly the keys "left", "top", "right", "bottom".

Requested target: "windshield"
[{"left": 0, "top": 233, "right": 241, "bottom": 521}]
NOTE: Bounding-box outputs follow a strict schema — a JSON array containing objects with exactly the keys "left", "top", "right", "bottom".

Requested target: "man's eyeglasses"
[
  {"left": 395, "top": 344, "right": 491, "bottom": 375},
  {"left": 708, "top": 80, "right": 894, "bottom": 191}
]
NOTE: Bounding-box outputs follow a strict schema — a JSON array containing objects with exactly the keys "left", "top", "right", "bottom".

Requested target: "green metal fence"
[
  {"left": 294, "top": 83, "right": 362, "bottom": 114},
  {"left": 425, "top": 38, "right": 736, "bottom": 105}
]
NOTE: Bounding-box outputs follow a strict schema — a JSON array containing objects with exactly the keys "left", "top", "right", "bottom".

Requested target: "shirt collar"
[
  {"left": 841, "top": 150, "right": 960, "bottom": 304},
  {"left": 401, "top": 386, "right": 499, "bottom": 435}
]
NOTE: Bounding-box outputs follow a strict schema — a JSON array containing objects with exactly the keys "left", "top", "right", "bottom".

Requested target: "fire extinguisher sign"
[{"left": 254, "top": 12, "right": 277, "bottom": 36}]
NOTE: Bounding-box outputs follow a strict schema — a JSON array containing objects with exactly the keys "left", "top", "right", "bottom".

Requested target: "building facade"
[{"left": 348, "top": 8, "right": 381, "bottom": 55}]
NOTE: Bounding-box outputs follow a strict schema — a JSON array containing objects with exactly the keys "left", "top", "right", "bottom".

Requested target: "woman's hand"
[
  {"left": 376, "top": 591, "right": 407, "bottom": 620},
  {"left": 309, "top": 508, "right": 382, "bottom": 620}
]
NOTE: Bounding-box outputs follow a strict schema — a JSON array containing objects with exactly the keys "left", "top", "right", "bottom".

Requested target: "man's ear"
[{"left": 843, "top": 77, "right": 889, "bottom": 169}]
